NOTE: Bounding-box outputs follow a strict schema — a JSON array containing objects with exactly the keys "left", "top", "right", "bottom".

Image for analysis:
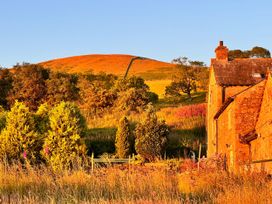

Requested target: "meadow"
[{"left": 0, "top": 159, "right": 271, "bottom": 203}]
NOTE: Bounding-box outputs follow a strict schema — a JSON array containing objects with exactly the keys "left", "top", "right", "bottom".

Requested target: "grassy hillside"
[{"left": 39, "top": 54, "right": 176, "bottom": 80}]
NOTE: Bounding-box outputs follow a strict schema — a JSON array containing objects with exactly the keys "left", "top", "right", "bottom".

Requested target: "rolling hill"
[
  {"left": 39, "top": 54, "right": 176, "bottom": 80},
  {"left": 39, "top": 54, "right": 177, "bottom": 98}
]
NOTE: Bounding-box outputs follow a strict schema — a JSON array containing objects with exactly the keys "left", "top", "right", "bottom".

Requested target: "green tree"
[
  {"left": 115, "top": 117, "right": 131, "bottom": 158},
  {"left": 166, "top": 65, "right": 197, "bottom": 99},
  {"left": 135, "top": 105, "right": 169, "bottom": 162},
  {"left": 228, "top": 46, "right": 271, "bottom": 60},
  {"left": 167, "top": 57, "right": 209, "bottom": 99},
  {"left": 228, "top": 49, "right": 250, "bottom": 60},
  {"left": 42, "top": 102, "right": 86, "bottom": 171},
  {"left": 0, "top": 101, "right": 41, "bottom": 162}
]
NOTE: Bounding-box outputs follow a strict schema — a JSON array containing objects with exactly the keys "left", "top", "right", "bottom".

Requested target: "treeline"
[
  {"left": 0, "top": 63, "right": 158, "bottom": 115},
  {"left": 228, "top": 46, "right": 271, "bottom": 60}
]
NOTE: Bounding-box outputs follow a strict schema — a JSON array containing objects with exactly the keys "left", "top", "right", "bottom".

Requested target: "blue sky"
[{"left": 0, "top": 0, "right": 272, "bottom": 67}]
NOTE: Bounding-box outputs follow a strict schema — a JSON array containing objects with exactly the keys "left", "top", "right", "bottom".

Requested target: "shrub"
[
  {"left": 115, "top": 117, "right": 131, "bottom": 158},
  {"left": 0, "top": 106, "right": 6, "bottom": 131},
  {"left": 135, "top": 105, "right": 169, "bottom": 161},
  {"left": 175, "top": 103, "right": 206, "bottom": 118},
  {"left": 0, "top": 101, "right": 41, "bottom": 162},
  {"left": 34, "top": 103, "right": 50, "bottom": 134},
  {"left": 42, "top": 102, "right": 87, "bottom": 171}
]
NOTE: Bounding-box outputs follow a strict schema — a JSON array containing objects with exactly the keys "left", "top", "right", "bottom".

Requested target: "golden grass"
[
  {"left": 146, "top": 80, "right": 172, "bottom": 98},
  {"left": 0, "top": 161, "right": 271, "bottom": 203},
  {"left": 39, "top": 54, "right": 175, "bottom": 78}
]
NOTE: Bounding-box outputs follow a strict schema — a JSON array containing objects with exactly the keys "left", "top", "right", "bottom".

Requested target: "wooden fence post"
[
  {"left": 198, "top": 143, "right": 202, "bottom": 172},
  {"left": 91, "top": 152, "right": 94, "bottom": 173}
]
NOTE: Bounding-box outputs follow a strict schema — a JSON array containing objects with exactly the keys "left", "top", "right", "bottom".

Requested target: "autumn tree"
[
  {"left": 115, "top": 116, "right": 131, "bottom": 158},
  {"left": 77, "top": 77, "right": 117, "bottom": 116},
  {"left": 7, "top": 64, "right": 49, "bottom": 111},
  {"left": 135, "top": 105, "right": 169, "bottom": 161},
  {"left": 45, "top": 72, "right": 78, "bottom": 106},
  {"left": 0, "top": 68, "right": 12, "bottom": 109}
]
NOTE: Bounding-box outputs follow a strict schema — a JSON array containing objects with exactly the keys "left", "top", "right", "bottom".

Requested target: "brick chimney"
[{"left": 215, "top": 41, "right": 228, "bottom": 61}]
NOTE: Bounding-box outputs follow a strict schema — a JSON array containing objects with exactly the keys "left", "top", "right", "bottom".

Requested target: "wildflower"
[
  {"left": 44, "top": 146, "right": 49, "bottom": 155},
  {"left": 23, "top": 150, "right": 27, "bottom": 159}
]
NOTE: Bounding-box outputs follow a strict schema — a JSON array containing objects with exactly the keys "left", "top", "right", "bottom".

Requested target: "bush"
[
  {"left": 42, "top": 102, "right": 87, "bottom": 171},
  {"left": 175, "top": 103, "right": 206, "bottom": 118},
  {"left": 0, "top": 106, "right": 6, "bottom": 131},
  {"left": 34, "top": 103, "right": 50, "bottom": 134},
  {"left": 135, "top": 105, "right": 169, "bottom": 161},
  {"left": 115, "top": 117, "right": 131, "bottom": 158},
  {"left": 0, "top": 101, "right": 41, "bottom": 162}
]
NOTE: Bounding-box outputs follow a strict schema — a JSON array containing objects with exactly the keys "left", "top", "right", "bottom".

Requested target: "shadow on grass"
[
  {"left": 155, "top": 91, "right": 207, "bottom": 109},
  {"left": 166, "top": 126, "right": 206, "bottom": 158},
  {"left": 84, "top": 128, "right": 117, "bottom": 156}
]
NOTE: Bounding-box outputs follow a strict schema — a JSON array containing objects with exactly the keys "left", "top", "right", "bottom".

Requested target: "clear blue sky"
[{"left": 1, "top": 0, "right": 272, "bottom": 67}]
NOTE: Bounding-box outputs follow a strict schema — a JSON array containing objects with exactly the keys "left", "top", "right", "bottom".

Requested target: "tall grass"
[{"left": 0, "top": 161, "right": 271, "bottom": 203}]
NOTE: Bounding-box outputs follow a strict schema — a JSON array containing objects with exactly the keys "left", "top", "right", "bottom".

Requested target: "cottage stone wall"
[{"left": 251, "top": 75, "right": 272, "bottom": 172}]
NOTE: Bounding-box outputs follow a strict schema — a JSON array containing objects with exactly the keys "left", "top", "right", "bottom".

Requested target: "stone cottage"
[{"left": 207, "top": 41, "right": 272, "bottom": 172}]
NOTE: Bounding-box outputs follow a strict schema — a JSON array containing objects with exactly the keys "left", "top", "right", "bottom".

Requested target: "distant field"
[
  {"left": 39, "top": 54, "right": 176, "bottom": 80},
  {"left": 146, "top": 79, "right": 172, "bottom": 98}
]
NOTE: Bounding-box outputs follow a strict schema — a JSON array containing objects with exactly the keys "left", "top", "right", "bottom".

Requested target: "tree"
[
  {"left": 42, "top": 102, "right": 87, "bottom": 171},
  {"left": 0, "top": 101, "right": 41, "bottom": 162},
  {"left": 45, "top": 72, "right": 78, "bottom": 106},
  {"left": 113, "top": 76, "right": 149, "bottom": 92},
  {"left": 228, "top": 46, "right": 271, "bottom": 60},
  {"left": 113, "top": 76, "right": 155, "bottom": 112},
  {"left": 250, "top": 46, "right": 271, "bottom": 58},
  {"left": 77, "top": 77, "right": 117, "bottom": 116},
  {"left": 115, "top": 88, "right": 150, "bottom": 112},
  {"left": 7, "top": 64, "right": 49, "bottom": 111},
  {"left": 135, "top": 105, "right": 169, "bottom": 161},
  {"left": 0, "top": 68, "right": 12, "bottom": 109},
  {"left": 167, "top": 57, "right": 209, "bottom": 99},
  {"left": 228, "top": 49, "right": 250, "bottom": 60},
  {"left": 166, "top": 65, "right": 197, "bottom": 99},
  {"left": 115, "top": 117, "right": 131, "bottom": 158}
]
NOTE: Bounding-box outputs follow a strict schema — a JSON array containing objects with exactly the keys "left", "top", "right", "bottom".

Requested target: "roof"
[
  {"left": 214, "top": 79, "right": 266, "bottom": 120},
  {"left": 212, "top": 58, "right": 272, "bottom": 86}
]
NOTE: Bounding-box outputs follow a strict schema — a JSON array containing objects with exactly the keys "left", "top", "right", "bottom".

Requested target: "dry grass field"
[
  {"left": 39, "top": 54, "right": 176, "bottom": 80},
  {"left": 0, "top": 160, "right": 271, "bottom": 203},
  {"left": 146, "top": 79, "right": 172, "bottom": 98}
]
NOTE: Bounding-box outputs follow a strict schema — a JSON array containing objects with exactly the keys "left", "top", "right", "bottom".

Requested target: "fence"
[{"left": 90, "top": 153, "right": 135, "bottom": 172}]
